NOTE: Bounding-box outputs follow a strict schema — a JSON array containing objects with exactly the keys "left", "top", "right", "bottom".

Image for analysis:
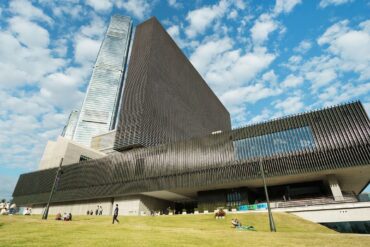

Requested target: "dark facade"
[
  {"left": 13, "top": 102, "right": 370, "bottom": 206},
  {"left": 114, "top": 17, "right": 231, "bottom": 151}
]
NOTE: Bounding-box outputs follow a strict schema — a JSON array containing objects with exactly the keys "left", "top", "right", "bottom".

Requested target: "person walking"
[{"left": 112, "top": 204, "right": 119, "bottom": 224}]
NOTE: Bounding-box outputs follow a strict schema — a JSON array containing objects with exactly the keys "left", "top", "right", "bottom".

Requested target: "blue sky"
[{"left": 0, "top": 0, "right": 369, "bottom": 199}]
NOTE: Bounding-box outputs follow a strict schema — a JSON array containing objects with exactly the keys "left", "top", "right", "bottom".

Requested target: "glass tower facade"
[
  {"left": 73, "top": 15, "right": 133, "bottom": 147},
  {"left": 61, "top": 110, "right": 79, "bottom": 140}
]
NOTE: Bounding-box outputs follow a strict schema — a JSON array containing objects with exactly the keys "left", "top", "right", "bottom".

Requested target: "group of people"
[
  {"left": 87, "top": 205, "right": 104, "bottom": 216},
  {"left": 0, "top": 202, "right": 17, "bottom": 215},
  {"left": 55, "top": 212, "right": 72, "bottom": 221}
]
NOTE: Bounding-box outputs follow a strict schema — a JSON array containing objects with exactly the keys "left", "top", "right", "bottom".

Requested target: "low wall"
[
  {"left": 268, "top": 202, "right": 370, "bottom": 223},
  {"left": 32, "top": 198, "right": 113, "bottom": 216}
]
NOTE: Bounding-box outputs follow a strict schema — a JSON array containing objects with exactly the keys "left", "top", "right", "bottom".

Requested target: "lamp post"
[
  {"left": 42, "top": 158, "right": 63, "bottom": 220},
  {"left": 259, "top": 158, "right": 276, "bottom": 232}
]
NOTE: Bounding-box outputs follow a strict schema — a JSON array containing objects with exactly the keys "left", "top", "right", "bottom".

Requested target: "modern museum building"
[{"left": 12, "top": 16, "right": 370, "bottom": 216}]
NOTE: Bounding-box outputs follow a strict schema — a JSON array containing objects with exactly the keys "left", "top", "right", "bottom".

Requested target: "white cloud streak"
[{"left": 319, "top": 0, "right": 353, "bottom": 8}]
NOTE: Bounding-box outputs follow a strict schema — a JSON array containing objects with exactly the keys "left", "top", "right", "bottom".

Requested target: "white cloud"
[
  {"left": 58, "top": 7, "right": 84, "bottom": 20},
  {"left": 80, "top": 15, "right": 107, "bottom": 39},
  {"left": 250, "top": 14, "right": 278, "bottom": 45},
  {"left": 220, "top": 83, "right": 282, "bottom": 127},
  {"left": 274, "top": 96, "right": 304, "bottom": 115},
  {"left": 52, "top": 38, "right": 68, "bottom": 57},
  {"left": 185, "top": 0, "right": 230, "bottom": 38},
  {"left": 167, "top": 0, "right": 182, "bottom": 9},
  {"left": 317, "top": 19, "right": 370, "bottom": 80},
  {"left": 319, "top": 25, "right": 370, "bottom": 63},
  {"left": 262, "top": 70, "right": 278, "bottom": 85},
  {"left": 191, "top": 38, "right": 276, "bottom": 93},
  {"left": 283, "top": 19, "right": 370, "bottom": 96},
  {"left": 318, "top": 83, "right": 370, "bottom": 108},
  {"left": 319, "top": 0, "right": 353, "bottom": 8},
  {"left": 74, "top": 36, "right": 101, "bottom": 65},
  {"left": 283, "top": 55, "right": 302, "bottom": 71},
  {"left": 360, "top": 20, "right": 370, "bottom": 33},
  {"left": 167, "top": 25, "right": 180, "bottom": 38},
  {"left": 221, "top": 83, "right": 282, "bottom": 106},
  {"left": 86, "top": 0, "right": 113, "bottom": 12},
  {"left": 166, "top": 24, "right": 188, "bottom": 48},
  {"left": 307, "top": 67, "right": 337, "bottom": 91},
  {"left": 318, "top": 83, "right": 338, "bottom": 102},
  {"left": 0, "top": 175, "right": 17, "bottom": 200},
  {"left": 40, "top": 71, "right": 85, "bottom": 110},
  {"left": 250, "top": 0, "right": 301, "bottom": 46},
  {"left": 234, "top": 0, "right": 246, "bottom": 10},
  {"left": 294, "top": 40, "right": 312, "bottom": 53},
  {"left": 9, "top": 17, "right": 50, "bottom": 48},
  {"left": 73, "top": 16, "right": 106, "bottom": 66},
  {"left": 0, "top": 31, "right": 65, "bottom": 88},
  {"left": 274, "top": 0, "right": 302, "bottom": 15},
  {"left": 115, "top": 0, "right": 152, "bottom": 20},
  {"left": 317, "top": 20, "right": 350, "bottom": 45},
  {"left": 9, "top": 0, "right": 53, "bottom": 25},
  {"left": 190, "top": 37, "right": 233, "bottom": 76},
  {"left": 249, "top": 109, "right": 272, "bottom": 124},
  {"left": 282, "top": 74, "right": 304, "bottom": 88},
  {"left": 0, "top": 1, "right": 99, "bottom": 178},
  {"left": 228, "top": 9, "right": 238, "bottom": 20}
]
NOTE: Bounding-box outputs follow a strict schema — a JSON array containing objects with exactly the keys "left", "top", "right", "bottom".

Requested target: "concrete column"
[
  {"left": 109, "top": 198, "right": 114, "bottom": 215},
  {"left": 327, "top": 175, "right": 344, "bottom": 201}
]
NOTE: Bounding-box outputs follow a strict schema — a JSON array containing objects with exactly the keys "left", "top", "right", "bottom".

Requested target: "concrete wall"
[
  {"left": 91, "top": 130, "right": 117, "bottom": 154},
  {"left": 139, "top": 195, "right": 171, "bottom": 215},
  {"left": 114, "top": 195, "right": 170, "bottom": 216},
  {"left": 273, "top": 202, "right": 370, "bottom": 223},
  {"left": 32, "top": 198, "right": 113, "bottom": 216},
  {"left": 30, "top": 195, "right": 170, "bottom": 216},
  {"left": 39, "top": 136, "right": 106, "bottom": 170}
]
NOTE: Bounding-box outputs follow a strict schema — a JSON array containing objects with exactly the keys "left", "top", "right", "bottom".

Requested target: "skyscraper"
[
  {"left": 73, "top": 15, "right": 133, "bottom": 147},
  {"left": 61, "top": 110, "right": 79, "bottom": 140}
]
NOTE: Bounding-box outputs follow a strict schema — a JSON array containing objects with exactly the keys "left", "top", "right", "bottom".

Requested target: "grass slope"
[{"left": 0, "top": 213, "right": 368, "bottom": 247}]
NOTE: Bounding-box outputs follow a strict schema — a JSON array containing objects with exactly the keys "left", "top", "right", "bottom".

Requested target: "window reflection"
[{"left": 234, "top": 126, "right": 315, "bottom": 160}]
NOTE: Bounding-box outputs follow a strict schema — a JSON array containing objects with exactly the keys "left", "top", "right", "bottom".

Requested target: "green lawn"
[{"left": 0, "top": 213, "right": 368, "bottom": 247}]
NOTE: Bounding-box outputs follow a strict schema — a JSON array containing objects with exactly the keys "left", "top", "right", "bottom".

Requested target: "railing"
[{"left": 273, "top": 193, "right": 358, "bottom": 208}]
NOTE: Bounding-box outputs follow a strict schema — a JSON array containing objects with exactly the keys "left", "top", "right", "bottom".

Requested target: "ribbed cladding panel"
[
  {"left": 13, "top": 102, "right": 370, "bottom": 205},
  {"left": 114, "top": 18, "right": 153, "bottom": 150},
  {"left": 13, "top": 144, "right": 370, "bottom": 206},
  {"left": 114, "top": 17, "right": 231, "bottom": 151}
]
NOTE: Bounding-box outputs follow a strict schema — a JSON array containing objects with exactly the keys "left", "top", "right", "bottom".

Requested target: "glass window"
[{"left": 233, "top": 126, "right": 315, "bottom": 160}]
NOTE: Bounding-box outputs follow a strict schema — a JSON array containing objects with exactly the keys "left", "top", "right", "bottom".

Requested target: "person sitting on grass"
[
  {"left": 63, "top": 212, "right": 68, "bottom": 220},
  {"left": 215, "top": 208, "right": 226, "bottom": 219},
  {"left": 231, "top": 218, "right": 242, "bottom": 228},
  {"left": 62, "top": 212, "right": 72, "bottom": 221},
  {"left": 55, "top": 213, "right": 62, "bottom": 220}
]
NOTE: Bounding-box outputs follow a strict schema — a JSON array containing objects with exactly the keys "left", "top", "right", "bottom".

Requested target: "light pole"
[
  {"left": 42, "top": 158, "right": 63, "bottom": 220},
  {"left": 259, "top": 158, "right": 276, "bottom": 232}
]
